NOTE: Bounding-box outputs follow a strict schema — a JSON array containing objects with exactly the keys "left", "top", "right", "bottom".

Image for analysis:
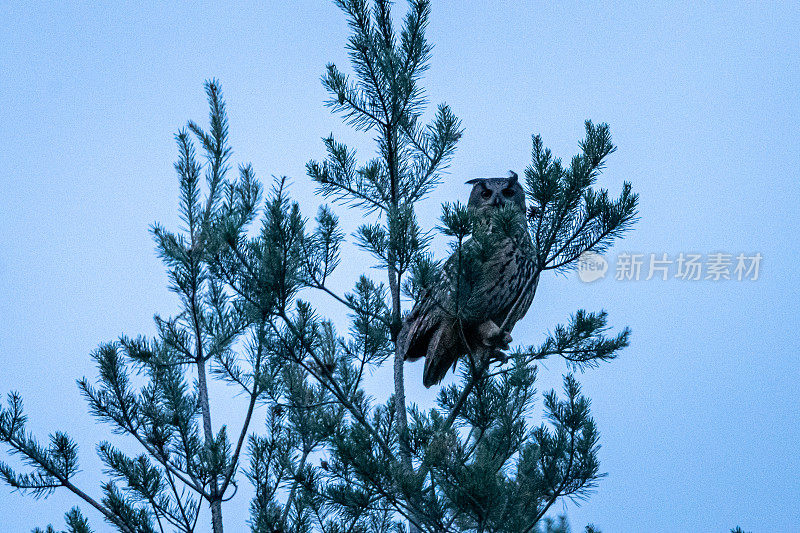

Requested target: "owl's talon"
[
  {"left": 490, "top": 335, "right": 511, "bottom": 351},
  {"left": 500, "top": 332, "right": 512, "bottom": 349},
  {"left": 491, "top": 349, "right": 509, "bottom": 363},
  {"left": 478, "top": 320, "right": 512, "bottom": 349}
]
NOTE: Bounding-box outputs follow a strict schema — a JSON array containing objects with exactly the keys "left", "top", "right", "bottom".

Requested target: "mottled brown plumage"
[{"left": 399, "top": 172, "right": 536, "bottom": 387}]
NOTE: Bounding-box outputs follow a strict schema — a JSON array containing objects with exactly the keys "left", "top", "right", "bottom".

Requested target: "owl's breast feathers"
[
  {"left": 398, "top": 230, "right": 536, "bottom": 387},
  {"left": 468, "top": 231, "right": 535, "bottom": 328}
]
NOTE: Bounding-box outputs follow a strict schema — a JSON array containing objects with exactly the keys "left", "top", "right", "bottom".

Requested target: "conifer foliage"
[{"left": 0, "top": 1, "right": 637, "bottom": 532}]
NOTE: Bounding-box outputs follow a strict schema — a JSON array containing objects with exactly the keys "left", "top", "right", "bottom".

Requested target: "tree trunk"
[
  {"left": 197, "top": 356, "right": 224, "bottom": 533},
  {"left": 389, "top": 270, "right": 423, "bottom": 533}
]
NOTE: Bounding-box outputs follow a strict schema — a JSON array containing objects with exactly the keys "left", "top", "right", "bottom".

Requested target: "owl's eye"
[
  {"left": 480, "top": 189, "right": 492, "bottom": 199},
  {"left": 501, "top": 188, "right": 515, "bottom": 197}
]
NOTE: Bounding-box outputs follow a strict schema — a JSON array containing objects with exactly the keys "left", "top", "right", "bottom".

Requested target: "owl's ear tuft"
[
  {"left": 507, "top": 171, "right": 518, "bottom": 186},
  {"left": 465, "top": 178, "right": 486, "bottom": 185}
]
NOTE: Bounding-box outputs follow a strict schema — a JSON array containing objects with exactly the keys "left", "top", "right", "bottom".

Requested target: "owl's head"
[{"left": 466, "top": 171, "right": 526, "bottom": 214}]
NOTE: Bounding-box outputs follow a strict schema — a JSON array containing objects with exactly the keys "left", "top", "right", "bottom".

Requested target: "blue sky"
[{"left": 1, "top": 1, "right": 798, "bottom": 531}]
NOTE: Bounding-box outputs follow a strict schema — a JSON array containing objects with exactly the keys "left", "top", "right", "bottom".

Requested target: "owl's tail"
[{"left": 399, "top": 314, "right": 462, "bottom": 388}]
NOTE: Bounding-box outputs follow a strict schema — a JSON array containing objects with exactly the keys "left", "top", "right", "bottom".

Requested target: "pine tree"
[{"left": 0, "top": 1, "right": 637, "bottom": 532}]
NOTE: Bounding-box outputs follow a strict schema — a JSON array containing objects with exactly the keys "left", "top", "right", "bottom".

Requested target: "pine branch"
[
  {"left": 0, "top": 395, "right": 138, "bottom": 533},
  {"left": 271, "top": 313, "right": 395, "bottom": 460}
]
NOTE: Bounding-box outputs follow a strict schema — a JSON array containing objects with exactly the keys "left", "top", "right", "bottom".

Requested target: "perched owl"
[{"left": 399, "top": 171, "right": 536, "bottom": 387}]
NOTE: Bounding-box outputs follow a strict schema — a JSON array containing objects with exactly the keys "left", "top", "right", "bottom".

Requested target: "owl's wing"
[
  {"left": 398, "top": 267, "right": 457, "bottom": 362},
  {"left": 398, "top": 254, "right": 466, "bottom": 387}
]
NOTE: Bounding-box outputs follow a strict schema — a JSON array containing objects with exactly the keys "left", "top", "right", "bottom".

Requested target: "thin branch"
[
  {"left": 2, "top": 434, "right": 136, "bottom": 533},
  {"left": 280, "top": 448, "right": 310, "bottom": 526},
  {"left": 522, "top": 423, "right": 577, "bottom": 533},
  {"left": 163, "top": 468, "right": 193, "bottom": 532},
  {"left": 271, "top": 314, "right": 395, "bottom": 459}
]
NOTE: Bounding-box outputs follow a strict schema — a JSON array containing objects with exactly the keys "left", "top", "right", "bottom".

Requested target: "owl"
[{"left": 399, "top": 171, "right": 537, "bottom": 387}]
